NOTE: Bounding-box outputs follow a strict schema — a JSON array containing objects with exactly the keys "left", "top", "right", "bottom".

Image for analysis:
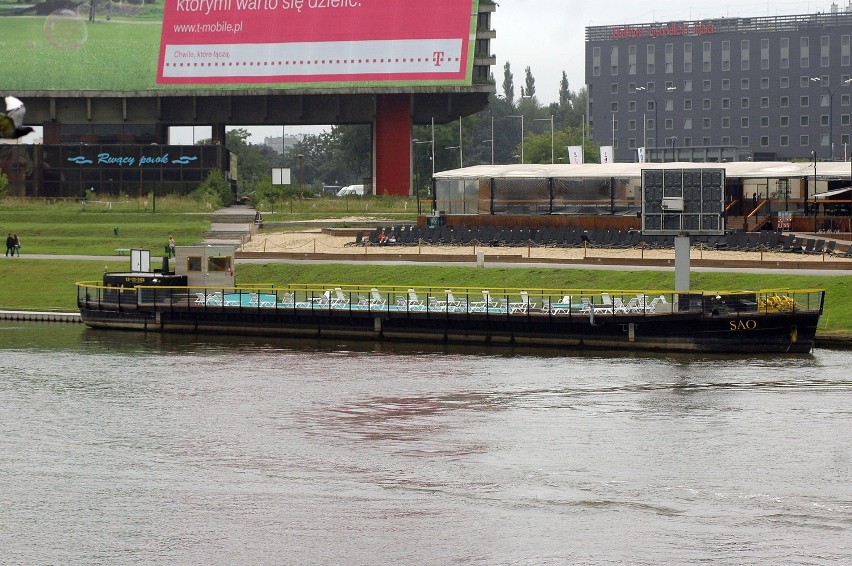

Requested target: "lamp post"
[
  {"left": 635, "top": 86, "right": 658, "bottom": 159},
  {"left": 812, "top": 150, "right": 819, "bottom": 231},
  {"left": 810, "top": 77, "right": 852, "bottom": 160},
  {"left": 534, "top": 115, "right": 554, "bottom": 163},
  {"left": 669, "top": 136, "right": 678, "bottom": 163},
  {"left": 508, "top": 114, "right": 524, "bottom": 163}
]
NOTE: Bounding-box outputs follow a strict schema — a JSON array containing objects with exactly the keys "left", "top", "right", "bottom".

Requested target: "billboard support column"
[
  {"left": 212, "top": 124, "right": 227, "bottom": 146},
  {"left": 674, "top": 235, "right": 690, "bottom": 291},
  {"left": 374, "top": 94, "right": 412, "bottom": 197}
]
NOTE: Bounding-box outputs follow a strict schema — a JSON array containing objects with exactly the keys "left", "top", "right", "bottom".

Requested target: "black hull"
[{"left": 79, "top": 306, "right": 820, "bottom": 354}]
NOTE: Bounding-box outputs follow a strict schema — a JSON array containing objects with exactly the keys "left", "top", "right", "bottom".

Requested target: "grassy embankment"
[{"left": 0, "top": 199, "right": 849, "bottom": 336}]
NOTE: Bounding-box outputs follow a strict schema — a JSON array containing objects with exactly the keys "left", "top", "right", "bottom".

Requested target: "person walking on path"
[
  {"left": 13, "top": 234, "right": 20, "bottom": 256},
  {"left": 5, "top": 233, "right": 14, "bottom": 256},
  {"left": 167, "top": 234, "right": 176, "bottom": 257}
]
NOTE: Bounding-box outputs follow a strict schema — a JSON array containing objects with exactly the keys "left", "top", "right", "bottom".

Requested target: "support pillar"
[
  {"left": 211, "top": 123, "right": 227, "bottom": 146},
  {"left": 374, "top": 94, "right": 412, "bottom": 196},
  {"left": 674, "top": 235, "right": 691, "bottom": 291}
]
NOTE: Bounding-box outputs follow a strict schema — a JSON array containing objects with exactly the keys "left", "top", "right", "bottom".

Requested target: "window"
[
  {"left": 628, "top": 100, "right": 637, "bottom": 112},
  {"left": 702, "top": 118, "right": 711, "bottom": 129},
  {"left": 684, "top": 117, "right": 692, "bottom": 129},
  {"left": 780, "top": 116, "right": 789, "bottom": 127},
  {"left": 760, "top": 116, "right": 769, "bottom": 127},
  {"left": 821, "top": 35, "right": 830, "bottom": 67},
  {"left": 741, "top": 117, "right": 749, "bottom": 128},
  {"left": 800, "top": 76, "right": 810, "bottom": 87},
  {"left": 780, "top": 96, "right": 789, "bottom": 108},
  {"left": 761, "top": 38, "right": 770, "bottom": 70},
  {"left": 842, "top": 93, "right": 851, "bottom": 106},
  {"left": 842, "top": 114, "right": 850, "bottom": 126},
  {"left": 722, "top": 98, "right": 730, "bottom": 109},
  {"left": 741, "top": 136, "right": 749, "bottom": 146},
  {"left": 208, "top": 256, "right": 232, "bottom": 272},
  {"left": 843, "top": 35, "right": 850, "bottom": 66},
  {"left": 741, "top": 98, "right": 750, "bottom": 109},
  {"left": 722, "top": 117, "right": 730, "bottom": 128},
  {"left": 187, "top": 256, "right": 202, "bottom": 272},
  {"left": 760, "top": 97, "right": 769, "bottom": 108},
  {"left": 800, "top": 96, "right": 809, "bottom": 107},
  {"left": 741, "top": 39, "right": 750, "bottom": 70},
  {"left": 800, "top": 115, "right": 809, "bottom": 126},
  {"left": 683, "top": 42, "right": 692, "bottom": 73},
  {"left": 780, "top": 37, "right": 789, "bottom": 69},
  {"left": 611, "top": 83, "right": 618, "bottom": 94},
  {"left": 703, "top": 99, "right": 711, "bottom": 110},
  {"left": 610, "top": 45, "right": 619, "bottom": 75},
  {"left": 628, "top": 138, "right": 637, "bottom": 148},
  {"left": 703, "top": 41, "right": 711, "bottom": 72},
  {"left": 611, "top": 102, "right": 618, "bottom": 112},
  {"left": 684, "top": 80, "right": 693, "bottom": 92},
  {"left": 592, "top": 47, "right": 601, "bottom": 76},
  {"left": 800, "top": 37, "right": 809, "bottom": 68},
  {"left": 780, "top": 76, "right": 790, "bottom": 88},
  {"left": 780, "top": 135, "right": 789, "bottom": 146},
  {"left": 722, "top": 78, "right": 730, "bottom": 90},
  {"left": 703, "top": 79, "right": 711, "bottom": 91},
  {"left": 664, "top": 118, "right": 673, "bottom": 130},
  {"left": 628, "top": 119, "right": 636, "bottom": 130},
  {"left": 761, "top": 77, "right": 769, "bottom": 89},
  {"left": 721, "top": 136, "right": 731, "bottom": 145},
  {"left": 647, "top": 44, "right": 655, "bottom": 74},
  {"left": 820, "top": 114, "right": 829, "bottom": 127},
  {"left": 760, "top": 136, "right": 769, "bottom": 147},
  {"left": 665, "top": 99, "right": 674, "bottom": 111},
  {"left": 683, "top": 99, "right": 692, "bottom": 110},
  {"left": 665, "top": 43, "right": 674, "bottom": 73},
  {"left": 703, "top": 137, "right": 711, "bottom": 145},
  {"left": 820, "top": 93, "right": 830, "bottom": 107},
  {"left": 741, "top": 78, "right": 750, "bottom": 90},
  {"left": 800, "top": 135, "right": 809, "bottom": 146}
]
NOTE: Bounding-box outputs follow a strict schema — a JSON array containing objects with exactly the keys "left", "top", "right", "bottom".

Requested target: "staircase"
[{"left": 203, "top": 205, "right": 258, "bottom": 246}]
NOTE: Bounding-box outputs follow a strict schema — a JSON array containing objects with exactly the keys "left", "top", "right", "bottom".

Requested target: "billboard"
[
  {"left": 642, "top": 168, "right": 725, "bottom": 236},
  {"left": 2, "top": 1, "right": 477, "bottom": 93}
]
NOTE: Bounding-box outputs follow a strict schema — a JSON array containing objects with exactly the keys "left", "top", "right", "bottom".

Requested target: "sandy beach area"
[{"left": 242, "top": 228, "right": 849, "bottom": 265}]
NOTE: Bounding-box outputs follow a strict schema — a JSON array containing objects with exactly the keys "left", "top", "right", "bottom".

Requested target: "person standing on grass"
[
  {"left": 13, "top": 234, "right": 21, "bottom": 256},
  {"left": 168, "top": 234, "right": 176, "bottom": 257},
  {"left": 5, "top": 233, "right": 14, "bottom": 256}
]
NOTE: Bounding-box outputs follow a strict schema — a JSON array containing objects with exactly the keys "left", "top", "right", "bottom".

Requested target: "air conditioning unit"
[{"left": 661, "top": 197, "right": 684, "bottom": 211}]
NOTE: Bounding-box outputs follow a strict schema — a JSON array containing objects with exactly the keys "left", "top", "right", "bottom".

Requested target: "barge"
[{"left": 76, "top": 246, "right": 824, "bottom": 354}]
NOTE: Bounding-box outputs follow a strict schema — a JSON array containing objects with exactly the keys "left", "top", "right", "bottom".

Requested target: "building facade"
[{"left": 586, "top": 5, "right": 852, "bottom": 162}]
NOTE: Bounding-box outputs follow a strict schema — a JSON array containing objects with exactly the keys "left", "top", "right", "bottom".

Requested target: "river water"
[{"left": 1, "top": 322, "right": 850, "bottom": 565}]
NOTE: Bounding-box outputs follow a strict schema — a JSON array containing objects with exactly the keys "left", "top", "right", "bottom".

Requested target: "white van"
[{"left": 336, "top": 184, "right": 365, "bottom": 197}]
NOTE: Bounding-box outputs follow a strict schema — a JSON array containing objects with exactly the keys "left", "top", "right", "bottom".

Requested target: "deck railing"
[{"left": 76, "top": 282, "right": 825, "bottom": 320}]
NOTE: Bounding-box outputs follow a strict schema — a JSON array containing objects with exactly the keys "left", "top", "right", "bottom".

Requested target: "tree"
[
  {"left": 559, "top": 71, "right": 570, "bottom": 108},
  {"left": 523, "top": 66, "right": 536, "bottom": 99},
  {"left": 502, "top": 62, "right": 514, "bottom": 107}
]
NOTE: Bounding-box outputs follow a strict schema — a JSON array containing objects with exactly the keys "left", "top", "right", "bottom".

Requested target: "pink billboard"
[{"left": 157, "top": 0, "right": 477, "bottom": 86}]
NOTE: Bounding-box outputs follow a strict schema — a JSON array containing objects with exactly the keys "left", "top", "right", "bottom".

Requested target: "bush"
[{"left": 190, "top": 169, "right": 231, "bottom": 208}]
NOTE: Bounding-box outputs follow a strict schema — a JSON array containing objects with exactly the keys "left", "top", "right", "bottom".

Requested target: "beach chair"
[
  {"left": 509, "top": 291, "right": 535, "bottom": 314},
  {"left": 194, "top": 292, "right": 206, "bottom": 305},
  {"left": 331, "top": 288, "right": 350, "bottom": 308},
  {"left": 205, "top": 292, "right": 223, "bottom": 306},
  {"left": 279, "top": 292, "right": 295, "bottom": 306},
  {"left": 406, "top": 289, "right": 426, "bottom": 310},
  {"left": 369, "top": 288, "right": 387, "bottom": 308},
  {"left": 444, "top": 290, "right": 467, "bottom": 312}
]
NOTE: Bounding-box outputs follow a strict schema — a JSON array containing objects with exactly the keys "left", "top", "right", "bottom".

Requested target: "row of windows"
[
  {"left": 621, "top": 113, "right": 852, "bottom": 130},
  {"left": 611, "top": 75, "right": 852, "bottom": 94},
  {"left": 612, "top": 94, "right": 852, "bottom": 112},
  {"left": 592, "top": 35, "right": 852, "bottom": 76},
  {"left": 622, "top": 133, "right": 852, "bottom": 149}
]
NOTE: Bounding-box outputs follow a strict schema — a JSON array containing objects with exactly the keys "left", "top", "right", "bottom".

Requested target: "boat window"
[{"left": 187, "top": 256, "right": 202, "bottom": 271}]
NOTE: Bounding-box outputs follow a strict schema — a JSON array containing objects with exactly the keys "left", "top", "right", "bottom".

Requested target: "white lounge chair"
[
  {"left": 331, "top": 287, "right": 349, "bottom": 308},
  {"left": 369, "top": 288, "right": 386, "bottom": 308}
]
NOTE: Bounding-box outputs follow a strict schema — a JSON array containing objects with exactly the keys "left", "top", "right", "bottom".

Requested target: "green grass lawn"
[{"left": 0, "top": 198, "right": 210, "bottom": 255}]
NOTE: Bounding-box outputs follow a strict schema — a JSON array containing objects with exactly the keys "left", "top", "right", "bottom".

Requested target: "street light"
[
  {"left": 534, "top": 115, "right": 555, "bottom": 163},
  {"left": 668, "top": 136, "right": 678, "bottom": 163},
  {"left": 508, "top": 114, "right": 524, "bottom": 163},
  {"left": 810, "top": 77, "right": 852, "bottom": 160},
  {"left": 482, "top": 139, "right": 494, "bottom": 165}
]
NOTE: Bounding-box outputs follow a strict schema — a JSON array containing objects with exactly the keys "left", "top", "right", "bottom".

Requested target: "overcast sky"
[
  {"left": 170, "top": 0, "right": 842, "bottom": 143},
  {"left": 494, "top": 0, "right": 841, "bottom": 105}
]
